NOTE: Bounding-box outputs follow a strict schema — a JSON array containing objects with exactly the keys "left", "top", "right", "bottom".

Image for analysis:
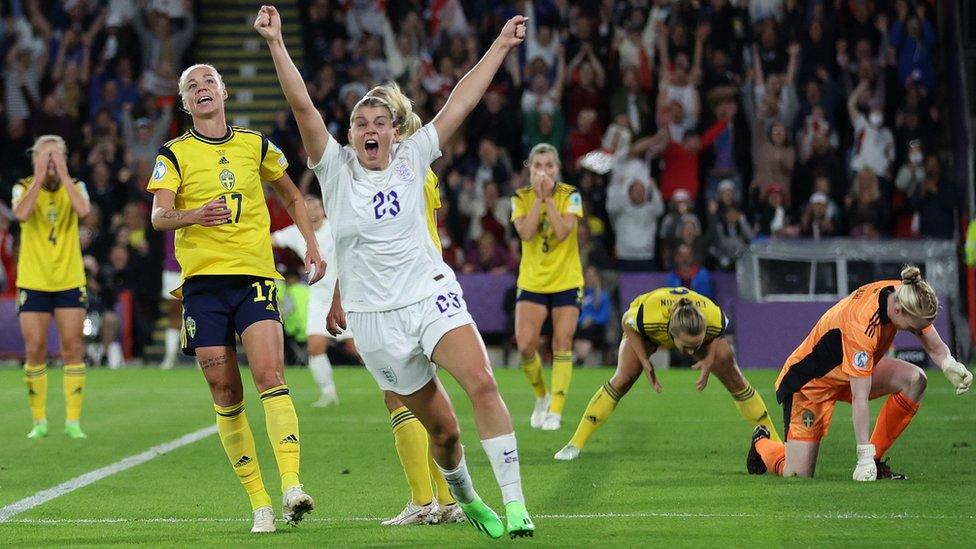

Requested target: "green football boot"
[
  {"left": 505, "top": 501, "right": 535, "bottom": 538},
  {"left": 458, "top": 497, "right": 504, "bottom": 539}
]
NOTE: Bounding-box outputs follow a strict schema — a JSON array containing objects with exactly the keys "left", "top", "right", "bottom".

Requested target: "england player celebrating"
[
  {"left": 255, "top": 5, "right": 534, "bottom": 539},
  {"left": 147, "top": 63, "right": 324, "bottom": 533}
]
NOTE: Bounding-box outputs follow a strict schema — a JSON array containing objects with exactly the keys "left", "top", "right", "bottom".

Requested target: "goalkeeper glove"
[
  {"left": 853, "top": 444, "right": 877, "bottom": 482},
  {"left": 940, "top": 357, "right": 973, "bottom": 395}
]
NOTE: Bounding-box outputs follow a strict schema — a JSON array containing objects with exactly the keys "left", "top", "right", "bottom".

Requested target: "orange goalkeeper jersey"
[{"left": 774, "top": 280, "right": 933, "bottom": 403}]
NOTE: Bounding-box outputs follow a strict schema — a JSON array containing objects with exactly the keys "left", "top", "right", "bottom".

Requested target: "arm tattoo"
[
  {"left": 199, "top": 355, "right": 229, "bottom": 370},
  {"left": 161, "top": 209, "right": 185, "bottom": 220}
]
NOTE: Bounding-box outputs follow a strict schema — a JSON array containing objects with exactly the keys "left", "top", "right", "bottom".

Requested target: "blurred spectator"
[
  {"left": 462, "top": 233, "right": 516, "bottom": 275},
  {"left": 649, "top": 113, "right": 730, "bottom": 202},
  {"left": 607, "top": 157, "right": 664, "bottom": 272},
  {"left": 846, "top": 168, "right": 888, "bottom": 238},
  {"left": 750, "top": 120, "right": 795, "bottom": 205},
  {"left": 0, "top": 213, "right": 15, "bottom": 295},
  {"left": 753, "top": 184, "right": 798, "bottom": 238},
  {"left": 573, "top": 265, "right": 611, "bottom": 366},
  {"left": 889, "top": 5, "right": 936, "bottom": 91},
  {"left": 665, "top": 243, "right": 713, "bottom": 299},
  {"left": 800, "top": 192, "right": 839, "bottom": 239},
  {"left": 658, "top": 188, "right": 698, "bottom": 250},
  {"left": 436, "top": 198, "right": 464, "bottom": 271},
  {"left": 910, "top": 155, "right": 957, "bottom": 239},
  {"left": 459, "top": 180, "right": 511, "bottom": 245},
  {"left": 566, "top": 109, "right": 603, "bottom": 171},
  {"left": 669, "top": 214, "right": 709, "bottom": 269},
  {"left": 708, "top": 203, "right": 754, "bottom": 271},
  {"left": 848, "top": 80, "right": 895, "bottom": 180}
]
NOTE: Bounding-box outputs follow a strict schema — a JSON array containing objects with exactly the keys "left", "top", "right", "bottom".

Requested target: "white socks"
[
  {"left": 164, "top": 328, "right": 180, "bottom": 359},
  {"left": 308, "top": 354, "right": 335, "bottom": 394},
  {"left": 435, "top": 453, "right": 478, "bottom": 504},
  {"left": 481, "top": 432, "right": 524, "bottom": 505}
]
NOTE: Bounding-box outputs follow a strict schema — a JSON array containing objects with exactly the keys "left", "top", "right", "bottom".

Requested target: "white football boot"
[
  {"left": 282, "top": 485, "right": 315, "bottom": 524},
  {"left": 251, "top": 506, "right": 276, "bottom": 533},
  {"left": 554, "top": 443, "right": 580, "bottom": 461},
  {"left": 541, "top": 412, "right": 562, "bottom": 431},
  {"left": 530, "top": 394, "right": 551, "bottom": 429},
  {"left": 434, "top": 502, "right": 467, "bottom": 524},
  {"left": 380, "top": 501, "right": 438, "bottom": 526}
]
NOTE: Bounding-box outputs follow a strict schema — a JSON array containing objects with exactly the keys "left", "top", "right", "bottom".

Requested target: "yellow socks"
[
  {"left": 25, "top": 363, "right": 48, "bottom": 422},
  {"left": 569, "top": 382, "right": 621, "bottom": 449},
  {"left": 390, "top": 406, "right": 435, "bottom": 505},
  {"left": 63, "top": 363, "right": 86, "bottom": 422},
  {"left": 215, "top": 402, "right": 272, "bottom": 511},
  {"left": 429, "top": 450, "right": 455, "bottom": 505},
  {"left": 260, "top": 385, "right": 301, "bottom": 493},
  {"left": 731, "top": 384, "right": 781, "bottom": 442},
  {"left": 520, "top": 353, "right": 547, "bottom": 398},
  {"left": 550, "top": 351, "right": 573, "bottom": 415}
]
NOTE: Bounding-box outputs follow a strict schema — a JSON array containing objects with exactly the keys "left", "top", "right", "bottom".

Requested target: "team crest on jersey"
[
  {"left": 185, "top": 316, "right": 197, "bottom": 339},
  {"left": 393, "top": 161, "right": 414, "bottom": 182},
  {"left": 153, "top": 160, "right": 166, "bottom": 181},
  {"left": 852, "top": 351, "right": 869, "bottom": 370},
  {"left": 218, "top": 169, "right": 236, "bottom": 191},
  {"left": 381, "top": 367, "right": 398, "bottom": 385}
]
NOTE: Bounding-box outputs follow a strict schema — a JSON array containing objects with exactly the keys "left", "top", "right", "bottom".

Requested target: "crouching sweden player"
[
  {"left": 555, "top": 287, "right": 779, "bottom": 460},
  {"left": 148, "top": 64, "right": 324, "bottom": 533}
]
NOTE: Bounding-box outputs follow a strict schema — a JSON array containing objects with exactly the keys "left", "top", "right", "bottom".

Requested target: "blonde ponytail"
[
  {"left": 896, "top": 264, "right": 938, "bottom": 323},
  {"left": 668, "top": 297, "right": 705, "bottom": 338},
  {"left": 351, "top": 82, "right": 422, "bottom": 141}
]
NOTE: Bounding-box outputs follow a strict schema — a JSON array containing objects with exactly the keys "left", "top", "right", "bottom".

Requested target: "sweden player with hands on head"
[
  {"left": 555, "top": 287, "right": 779, "bottom": 461},
  {"left": 748, "top": 266, "right": 973, "bottom": 481},
  {"left": 255, "top": 5, "right": 534, "bottom": 539},
  {"left": 14, "top": 135, "right": 91, "bottom": 440},
  {"left": 146, "top": 63, "right": 325, "bottom": 533},
  {"left": 511, "top": 143, "right": 584, "bottom": 432}
]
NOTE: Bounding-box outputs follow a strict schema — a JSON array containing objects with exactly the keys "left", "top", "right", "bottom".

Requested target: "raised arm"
[
  {"left": 255, "top": 6, "right": 331, "bottom": 166},
  {"left": 431, "top": 15, "right": 526, "bottom": 145}
]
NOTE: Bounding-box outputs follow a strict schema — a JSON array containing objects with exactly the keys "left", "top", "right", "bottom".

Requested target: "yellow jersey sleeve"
[
  {"left": 260, "top": 136, "right": 288, "bottom": 182},
  {"left": 511, "top": 189, "right": 529, "bottom": 221},
  {"left": 423, "top": 169, "right": 442, "bottom": 253},
  {"left": 147, "top": 147, "right": 183, "bottom": 193}
]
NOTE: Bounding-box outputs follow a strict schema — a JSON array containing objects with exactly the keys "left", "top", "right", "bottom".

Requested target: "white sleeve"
[
  {"left": 309, "top": 134, "right": 353, "bottom": 195},
  {"left": 403, "top": 123, "right": 442, "bottom": 167}
]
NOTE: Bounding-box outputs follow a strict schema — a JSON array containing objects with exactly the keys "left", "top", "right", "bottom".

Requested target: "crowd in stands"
[{"left": 0, "top": 0, "right": 960, "bottom": 362}]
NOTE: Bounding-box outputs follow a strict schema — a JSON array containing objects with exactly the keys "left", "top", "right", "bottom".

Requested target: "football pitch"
[{"left": 0, "top": 366, "right": 973, "bottom": 547}]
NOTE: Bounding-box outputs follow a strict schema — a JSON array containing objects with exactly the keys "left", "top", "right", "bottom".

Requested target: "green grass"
[{"left": 0, "top": 366, "right": 973, "bottom": 547}]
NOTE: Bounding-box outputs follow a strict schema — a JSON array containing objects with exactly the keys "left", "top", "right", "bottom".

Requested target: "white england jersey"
[
  {"left": 311, "top": 124, "right": 454, "bottom": 312},
  {"left": 271, "top": 222, "right": 338, "bottom": 300}
]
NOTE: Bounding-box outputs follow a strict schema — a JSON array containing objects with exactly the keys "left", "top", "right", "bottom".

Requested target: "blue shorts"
[
  {"left": 516, "top": 287, "right": 583, "bottom": 309},
  {"left": 181, "top": 275, "right": 281, "bottom": 356},
  {"left": 17, "top": 287, "right": 87, "bottom": 313}
]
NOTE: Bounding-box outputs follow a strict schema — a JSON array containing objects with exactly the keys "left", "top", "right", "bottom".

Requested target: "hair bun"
[{"left": 901, "top": 265, "right": 921, "bottom": 285}]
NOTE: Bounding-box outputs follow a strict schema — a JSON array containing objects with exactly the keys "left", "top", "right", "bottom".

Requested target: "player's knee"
[
  {"left": 208, "top": 380, "right": 244, "bottom": 405},
  {"left": 427, "top": 421, "right": 461, "bottom": 450},
  {"left": 466, "top": 370, "right": 500, "bottom": 404},
  {"left": 307, "top": 339, "right": 327, "bottom": 356},
  {"left": 253, "top": 370, "right": 286, "bottom": 392},
  {"left": 516, "top": 336, "right": 538, "bottom": 357},
  {"left": 552, "top": 333, "right": 573, "bottom": 353},
  {"left": 59, "top": 339, "right": 84, "bottom": 363},
  {"left": 909, "top": 366, "right": 927, "bottom": 395}
]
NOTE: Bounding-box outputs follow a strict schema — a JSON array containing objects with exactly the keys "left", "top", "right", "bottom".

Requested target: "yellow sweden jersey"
[
  {"left": 511, "top": 182, "right": 583, "bottom": 293},
  {"left": 423, "top": 168, "right": 442, "bottom": 253},
  {"left": 623, "top": 287, "right": 728, "bottom": 350},
  {"left": 146, "top": 126, "right": 287, "bottom": 290},
  {"left": 12, "top": 177, "right": 87, "bottom": 292}
]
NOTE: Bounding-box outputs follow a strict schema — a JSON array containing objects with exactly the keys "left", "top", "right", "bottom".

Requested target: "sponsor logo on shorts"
[
  {"left": 17, "top": 290, "right": 27, "bottom": 309},
  {"left": 852, "top": 351, "right": 869, "bottom": 370},
  {"left": 185, "top": 316, "right": 197, "bottom": 339},
  {"left": 801, "top": 409, "right": 815, "bottom": 428},
  {"left": 381, "top": 367, "right": 398, "bottom": 385}
]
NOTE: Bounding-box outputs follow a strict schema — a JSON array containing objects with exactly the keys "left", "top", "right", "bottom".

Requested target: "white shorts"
[
  {"left": 347, "top": 280, "right": 474, "bottom": 395},
  {"left": 161, "top": 271, "right": 181, "bottom": 299},
  {"left": 306, "top": 286, "right": 353, "bottom": 341}
]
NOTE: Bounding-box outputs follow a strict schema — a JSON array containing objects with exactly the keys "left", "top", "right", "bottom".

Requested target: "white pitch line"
[
  {"left": 7, "top": 511, "right": 976, "bottom": 525},
  {"left": 0, "top": 425, "right": 217, "bottom": 524}
]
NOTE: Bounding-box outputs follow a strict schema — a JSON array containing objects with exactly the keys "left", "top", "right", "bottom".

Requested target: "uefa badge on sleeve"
[
  {"left": 153, "top": 160, "right": 166, "bottom": 181},
  {"left": 853, "top": 351, "right": 869, "bottom": 370}
]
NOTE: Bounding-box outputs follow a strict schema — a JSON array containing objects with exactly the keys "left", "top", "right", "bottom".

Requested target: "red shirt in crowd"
[{"left": 659, "top": 118, "right": 729, "bottom": 201}]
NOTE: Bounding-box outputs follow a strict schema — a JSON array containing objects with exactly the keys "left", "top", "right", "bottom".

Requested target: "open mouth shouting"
[
  {"left": 364, "top": 138, "right": 380, "bottom": 160},
  {"left": 196, "top": 94, "right": 214, "bottom": 106}
]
